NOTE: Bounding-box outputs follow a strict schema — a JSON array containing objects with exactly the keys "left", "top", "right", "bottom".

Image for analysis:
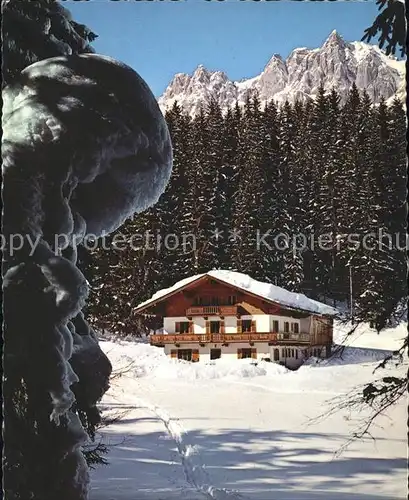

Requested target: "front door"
[
  {"left": 273, "top": 348, "right": 279, "bottom": 362},
  {"left": 210, "top": 348, "right": 221, "bottom": 360}
]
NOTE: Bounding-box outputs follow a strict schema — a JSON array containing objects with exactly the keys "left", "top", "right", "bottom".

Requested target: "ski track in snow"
[{"left": 134, "top": 394, "right": 246, "bottom": 500}]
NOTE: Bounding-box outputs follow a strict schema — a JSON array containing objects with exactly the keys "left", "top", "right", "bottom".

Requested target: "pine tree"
[
  {"left": 232, "top": 96, "right": 270, "bottom": 281},
  {"left": 275, "top": 100, "right": 304, "bottom": 291},
  {"left": 2, "top": 0, "right": 97, "bottom": 86},
  {"left": 259, "top": 99, "right": 282, "bottom": 282},
  {"left": 356, "top": 97, "right": 407, "bottom": 330},
  {"left": 201, "top": 99, "right": 228, "bottom": 270},
  {"left": 160, "top": 103, "right": 193, "bottom": 284},
  {"left": 219, "top": 104, "right": 242, "bottom": 269}
]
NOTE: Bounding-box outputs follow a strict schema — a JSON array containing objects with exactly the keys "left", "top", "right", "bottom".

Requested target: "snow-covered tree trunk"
[{"left": 2, "top": 54, "right": 172, "bottom": 499}]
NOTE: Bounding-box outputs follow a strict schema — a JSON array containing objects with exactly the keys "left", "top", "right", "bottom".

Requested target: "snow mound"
[
  {"left": 153, "top": 357, "right": 288, "bottom": 381},
  {"left": 333, "top": 321, "right": 406, "bottom": 351},
  {"left": 304, "top": 347, "right": 395, "bottom": 367},
  {"left": 101, "top": 341, "right": 288, "bottom": 381}
]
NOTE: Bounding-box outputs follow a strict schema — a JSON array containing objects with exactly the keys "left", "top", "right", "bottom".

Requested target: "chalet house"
[{"left": 134, "top": 271, "right": 338, "bottom": 369}]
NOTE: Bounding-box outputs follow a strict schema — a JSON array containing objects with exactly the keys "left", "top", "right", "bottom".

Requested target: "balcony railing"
[
  {"left": 185, "top": 306, "right": 238, "bottom": 316},
  {"left": 150, "top": 332, "right": 310, "bottom": 345}
]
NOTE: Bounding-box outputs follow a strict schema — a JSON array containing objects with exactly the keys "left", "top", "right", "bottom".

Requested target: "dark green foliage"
[
  {"left": 82, "top": 91, "right": 406, "bottom": 335},
  {"left": 2, "top": 0, "right": 97, "bottom": 86},
  {"left": 2, "top": 2, "right": 106, "bottom": 493},
  {"left": 362, "top": 0, "right": 406, "bottom": 56}
]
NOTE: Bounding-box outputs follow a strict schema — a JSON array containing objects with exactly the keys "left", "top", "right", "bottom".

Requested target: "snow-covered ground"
[{"left": 90, "top": 322, "right": 407, "bottom": 500}]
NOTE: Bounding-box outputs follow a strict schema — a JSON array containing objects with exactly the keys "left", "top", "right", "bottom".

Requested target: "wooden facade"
[{"left": 142, "top": 277, "right": 311, "bottom": 320}]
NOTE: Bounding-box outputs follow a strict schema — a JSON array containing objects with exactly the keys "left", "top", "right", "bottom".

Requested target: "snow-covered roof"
[{"left": 134, "top": 270, "right": 338, "bottom": 316}]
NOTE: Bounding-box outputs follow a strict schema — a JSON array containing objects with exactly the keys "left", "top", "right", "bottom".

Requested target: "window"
[
  {"left": 291, "top": 322, "right": 299, "bottom": 334},
  {"left": 227, "top": 295, "right": 237, "bottom": 305},
  {"left": 242, "top": 319, "right": 252, "bottom": 333},
  {"left": 273, "top": 348, "right": 280, "bottom": 361},
  {"left": 178, "top": 349, "right": 192, "bottom": 361},
  {"left": 284, "top": 322, "right": 290, "bottom": 333},
  {"left": 176, "top": 321, "right": 190, "bottom": 334},
  {"left": 210, "top": 349, "right": 221, "bottom": 360},
  {"left": 272, "top": 320, "right": 279, "bottom": 333},
  {"left": 210, "top": 321, "right": 220, "bottom": 334},
  {"left": 241, "top": 348, "right": 253, "bottom": 359},
  {"left": 193, "top": 297, "right": 203, "bottom": 306}
]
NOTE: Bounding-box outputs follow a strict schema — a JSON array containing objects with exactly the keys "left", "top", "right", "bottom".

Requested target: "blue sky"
[{"left": 67, "top": 0, "right": 380, "bottom": 97}]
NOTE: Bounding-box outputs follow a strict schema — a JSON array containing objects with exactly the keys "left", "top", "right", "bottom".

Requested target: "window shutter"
[
  {"left": 237, "top": 319, "right": 242, "bottom": 333},
  {"left": 237, "top": 348, "right": 242, "bottom": 359},
  {"left": 170, "top": 350, "right": 177, "bottom": 359},
  {"left": 175, "top": 322, "right": 180, "bottom": 333},
  {"left": 192, "top": 350, "right": 199, "bottom": 362},
  {"left": 205, "top": 321, "right": 210, "bottom": 334},
  {"left": 251, "top": 348, "right": 257, "bottom": 359},
  {"left": 251, "top": 320, "right": 256, "bottom": 333},
  {"left": 220, "top": 320, "right": 225, "bottom": 334}
]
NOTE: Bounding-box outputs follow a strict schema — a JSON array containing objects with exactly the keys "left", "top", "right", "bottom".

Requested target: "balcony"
[
  {"left": 150, "top": 332, "right": 310, "bottom": 345},
  {"left": 185, "top": 306, "right": 238, "bottom": 316}
]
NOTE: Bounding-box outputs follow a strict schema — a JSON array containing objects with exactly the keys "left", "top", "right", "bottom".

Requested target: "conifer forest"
[{"left": 80, "top": 86, "right": 407, "bottom": 336}]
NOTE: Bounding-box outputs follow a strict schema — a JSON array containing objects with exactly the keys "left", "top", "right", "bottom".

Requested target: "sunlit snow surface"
[{"left": 91, "top": 322, "right": 407, "bottom": 500}]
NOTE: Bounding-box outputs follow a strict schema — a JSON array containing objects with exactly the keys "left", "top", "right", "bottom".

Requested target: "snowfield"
[{"left": 90, "top": 323, "right": 407, "bottom": 500}]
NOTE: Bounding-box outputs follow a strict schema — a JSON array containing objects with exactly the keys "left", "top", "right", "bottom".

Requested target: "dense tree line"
[{"left": 81, "top": 85, "right": 407, "bottom": 335}]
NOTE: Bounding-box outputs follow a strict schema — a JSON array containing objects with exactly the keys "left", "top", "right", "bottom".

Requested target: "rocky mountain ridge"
[{"left": 158, "top": 30, "right": 405, "bottom": 116}]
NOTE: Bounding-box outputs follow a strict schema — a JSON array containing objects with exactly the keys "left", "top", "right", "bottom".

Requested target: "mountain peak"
[
  {"left": 158, "top": 37, "right": 404, "bottom": 117},
  {"left": 264, "top": 53, "right": 286, "bottom": 72},
  {"left": 194, "top": 64, "right": 208, "bottom": 73},
  {"left": 324, "top": 30, "right": 346, "bottom": 47}
]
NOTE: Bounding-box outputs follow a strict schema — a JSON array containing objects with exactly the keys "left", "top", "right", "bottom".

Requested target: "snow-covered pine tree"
[
  {"left": 232, "top": 95, "right": 270, "bottom": 281},
  {"left": 186, "top": 106, "right": 213, "bottom": 273},
  {"left": 381, "top": 97, "right": 407, "bottom": 324},
  {"left": 355, "top": 97, "right": 407, "bottom": 330},
  {"left": 275, "top": 100, "right": 304, "bottom": 291},
  {"left": 2, "top": 0, "right": 97, "bottom": 86},
  {"left": 335, "top": 83, "right": 364, "bottom": 304},
  {"left": 160, "top": 103, "right": 194, "bottom": 284},
  {"left": 260, "top": 99, "right": 283, "bottom": 282},
  {"left": 200, "top": 99, "right": 228, "bottom": 270},
  {"left": 220, "top": 104, "right": 242, "bottom": 269}
]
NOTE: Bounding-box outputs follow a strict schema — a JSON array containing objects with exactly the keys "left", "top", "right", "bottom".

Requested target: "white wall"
[
  {"left": 269, "top": 345, "right": 308, "bottom": 369},
  {"left": 163, "top": 342, "right": 327, "bottom": 368},
  {"left": 163, "top": 316, "right": 189, "bottom": 334},
  {"left": 164, "top": 342, "right": 271, "bottom": 361},
  {"left": 224, "top": 316, "right": 237, "bottom": 333},
  {"left": 193, "top": 317, "right": 206, "bottom": 334},
  {"left": 300, "top": 317, "right": 311, "bottom": 334},
  {"left": 241, "top": 314, "right": 270, "bottom": 332},
  {"left": 164, "top": 314, "right": 307, "bottom": 335}
]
